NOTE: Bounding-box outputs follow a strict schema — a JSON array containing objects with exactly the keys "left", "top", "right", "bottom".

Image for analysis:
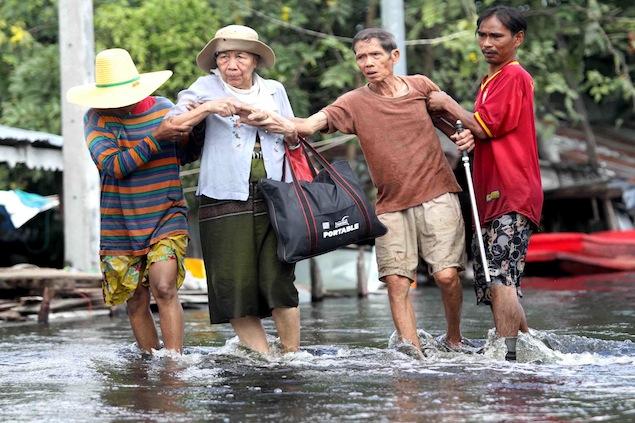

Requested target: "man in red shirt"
[{"left": 428, "top": 5, "right": 543, "bottom": 360}]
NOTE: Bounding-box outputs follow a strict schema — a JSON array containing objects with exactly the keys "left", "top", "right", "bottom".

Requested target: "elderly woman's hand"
[
  {"left": 205, "top": 97, "right": 244, "bottom": 117},
  {"left": 238, "top": 108, "right": 283, "bottom": 132},
  {"left": 238, "top": 109, "right": 298, "bottom": 143}
]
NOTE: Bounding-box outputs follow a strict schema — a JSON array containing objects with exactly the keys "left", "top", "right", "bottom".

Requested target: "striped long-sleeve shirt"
[{"left": 84, "top": 96, "right": 189, "bottom": 256}]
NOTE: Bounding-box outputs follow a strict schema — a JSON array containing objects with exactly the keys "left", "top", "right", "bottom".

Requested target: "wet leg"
[
  {"left": 230, "top": 316, "right": 269, "bottom": 353},
  {"left": 518, "top": 301, "right": 529, "bottom": 333},
  {"left": 433, "top": 267, "right": 463, "bottom": 345},
  {"left": 127, "top": 284, "right": 160, "bottom": 353},
  {"left": 272, "top": 306, "right": 300, "bottom": 352},
  {"left": 385, "top": 275, "right": 420, "bottom": 349},
  {"left": 490, "top": 284, "right": 523, "bottom": 337},
  {"left": 148, "top": 260, "right": 184, "bottom": 353}
]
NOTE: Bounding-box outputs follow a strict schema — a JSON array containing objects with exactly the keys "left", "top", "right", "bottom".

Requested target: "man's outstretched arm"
[
  {"left": 239, "top": 109, "right": 329, "bottom": 142},
  {"left": 291, "top": 112, "right": 328, "bottom": 137}
]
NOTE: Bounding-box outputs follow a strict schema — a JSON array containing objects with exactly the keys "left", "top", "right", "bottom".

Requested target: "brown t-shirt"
[{"left": 321, "top": 75, "right": 461, "bottom": 215}]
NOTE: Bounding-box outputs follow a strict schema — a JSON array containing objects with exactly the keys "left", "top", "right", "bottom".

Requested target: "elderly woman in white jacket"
[{"left": 168, "top": 25, "right": 301, "bottom": 354}]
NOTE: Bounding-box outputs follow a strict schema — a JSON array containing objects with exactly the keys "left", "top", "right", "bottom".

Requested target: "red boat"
[
  {"left": 525, "top": 230, "right": 635, "bottom": 275},
  {"left": 523, "top": 271, "right": 635, "bottom": 291}
]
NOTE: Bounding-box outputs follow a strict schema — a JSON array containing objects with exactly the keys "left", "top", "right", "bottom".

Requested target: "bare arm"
[
  {"left": 170, "top": 97, "right": 243, "bottom": 127},
  {"left": 238, "top": 109, "right": 329, "bottom": 145},
  {"left": 288, "top": 112, "right": 327, "bottom": 137},
  {"left": 427, "top": 91, "right": 489, "bottom": 140}
]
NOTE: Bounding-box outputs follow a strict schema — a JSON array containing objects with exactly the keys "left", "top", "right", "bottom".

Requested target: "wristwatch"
[{"left": 287, "top": 140, "right": 301, "bottom": 150}]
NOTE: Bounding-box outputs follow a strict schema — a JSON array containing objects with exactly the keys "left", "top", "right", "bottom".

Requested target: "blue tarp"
[{"left": 0, "top": 190, "right": 59, "bottom": 233}]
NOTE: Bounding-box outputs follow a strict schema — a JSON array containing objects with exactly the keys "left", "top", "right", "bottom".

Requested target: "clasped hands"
[
  {"left": 190, "top": 98, "right": 298, "bottom": 144},
  {"left": 221, "top": 102, "right": 299, "bottom": 145},
  {"left": 154, "top": 97, "right": 295, "bottom": 143},
  {"left": 235, "top": 105, "right": 298, "bottom": 142}
]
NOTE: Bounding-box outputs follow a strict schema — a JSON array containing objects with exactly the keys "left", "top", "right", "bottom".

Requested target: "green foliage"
[
  {"left": 406, "top": 0, "right": 635, "bottom": 127},
  {"left": 0, "top": 0, "right": 633, "bottom": 139},
  {"left": 1, "top": 43, "right": 61, "bottom": 133},
  {"left": 94, "top": 0, "right": 219, "bottom": 101},
  {"left": 0, "top": 0, "right": 59, "bottom": 133}
]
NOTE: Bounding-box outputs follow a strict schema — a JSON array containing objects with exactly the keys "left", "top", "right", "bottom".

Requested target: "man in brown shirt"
[{"left": 242, "top": 28, "right": 475, "bottom": 355}]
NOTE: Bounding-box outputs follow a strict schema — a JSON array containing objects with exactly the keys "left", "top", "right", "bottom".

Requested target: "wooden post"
[
  {"left": 602, "top": 197, "right": 618, "bottom": 230},
  {"left": 591, "top": 197, "right": 600, "bottom": 222},
  {"left": 356, "top": 246, "right": 368, "bottom": 298},
  {"left": 38, "top": 284, "right": 56, "bottom": 324},
  {"left": 309, "top": 257, "right": 324, "bottom": 302}
]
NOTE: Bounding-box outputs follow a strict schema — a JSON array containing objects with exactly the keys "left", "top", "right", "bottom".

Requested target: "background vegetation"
[
  {"left": 1, "top": 0, "right": 633, "bottom": 190},
  {"left": 1, "top": 0, "right": 633, "bottom": 141},
  {"left": 0, "top": 0, "right": 633, "bottom": 265}
]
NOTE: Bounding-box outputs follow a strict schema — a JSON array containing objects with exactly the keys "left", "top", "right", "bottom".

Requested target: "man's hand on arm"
[{"left": 427, "top": 91, "right": 489, "bottom": 140}]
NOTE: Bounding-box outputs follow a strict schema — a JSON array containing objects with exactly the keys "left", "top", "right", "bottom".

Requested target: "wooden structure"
[{"left": 0, "top": 267, "right": 102, "bottom": 323}]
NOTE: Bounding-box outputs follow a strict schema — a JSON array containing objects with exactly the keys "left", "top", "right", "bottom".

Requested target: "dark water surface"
[{"left": 1, "top": 273, "right": 634, "bottom": 422}]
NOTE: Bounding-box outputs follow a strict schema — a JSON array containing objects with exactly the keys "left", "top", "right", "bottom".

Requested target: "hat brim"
[
  {"left": 66, "top": 70, "right": 172, "bottom": 109},
  {"left": 196, "top": 38, "right": 275, "bottom": 73}
]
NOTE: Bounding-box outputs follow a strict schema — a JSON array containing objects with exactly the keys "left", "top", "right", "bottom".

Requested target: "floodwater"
[{"left": 1, "top": 273, "right": 634, "bottom": 422}]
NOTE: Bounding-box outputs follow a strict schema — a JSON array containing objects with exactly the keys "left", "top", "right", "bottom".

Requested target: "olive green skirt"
[{"left": 198, "top": 159, "right": 298, "bottom": 324}]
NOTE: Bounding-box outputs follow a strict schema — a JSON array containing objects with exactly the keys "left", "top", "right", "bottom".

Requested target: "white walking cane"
[{"left": 456, "top": 120, "right": 491, "bottom": 283}]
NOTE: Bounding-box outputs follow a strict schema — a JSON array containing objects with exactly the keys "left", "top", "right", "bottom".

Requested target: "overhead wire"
[{"left": 246, "top": 7, "right": 471, "bottom": 46}]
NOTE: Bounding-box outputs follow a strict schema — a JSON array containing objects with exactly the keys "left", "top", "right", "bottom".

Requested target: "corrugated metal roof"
[
  {"left": 0, "top": 125, "right": 63, "bottom": 170},
  {"left": 0, "top": 125, "right": 62, "bottom": 149},
  {"left": 552, "top": 128, "right": 635, "bottom": 183}
]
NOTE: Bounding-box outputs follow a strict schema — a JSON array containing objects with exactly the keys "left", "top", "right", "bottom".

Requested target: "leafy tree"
[
  {"left": 1, "top": 43, "right": 61, "bottom": 133},
  {"left": 0, "top": 0, "right": 633, "bottom": 154},
  {"left": 94, "top": 0, "right": 219, "bottom": 101},
  {"left": 404, "top": 0, "right": 635, "bottom": 167},
  {"left": 0, "top": 0, "right": 60, "bottom": 134}
]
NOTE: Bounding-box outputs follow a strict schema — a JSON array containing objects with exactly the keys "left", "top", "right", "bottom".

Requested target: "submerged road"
[{"left": 0, "top": 275, "right": 634, "bottom": 422}]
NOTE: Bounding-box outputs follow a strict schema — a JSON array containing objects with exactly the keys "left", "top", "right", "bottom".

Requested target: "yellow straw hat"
[
  {"left": 196, "top": 25, "right": 275, "bottom": 72},
  {"left": 66, "top": 48, "right": 172, "bottom": 109}
]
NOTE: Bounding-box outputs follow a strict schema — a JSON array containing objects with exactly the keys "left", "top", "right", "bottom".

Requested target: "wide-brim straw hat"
[
  {"left": 66, "top": 48, "right": 172, "bottom": 109},
  {"left": 196, "top": 25, "right": 275, "bottom": 72}
]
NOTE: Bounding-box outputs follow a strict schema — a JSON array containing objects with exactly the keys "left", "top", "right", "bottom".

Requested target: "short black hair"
[
  {"left": 477, "top": 5, "right": 527, "bottom": 35},
  {"left": 352, "top": 28, "right": 397, "bottom": 53}
]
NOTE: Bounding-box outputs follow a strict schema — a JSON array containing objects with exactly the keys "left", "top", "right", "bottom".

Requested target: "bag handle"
[
  {"left": 283, "top": 136, "right": 346, "bottom": 180},
  {"left": 290, "top": 137, "right": 373, "bottom": 238},
  {"left": 282, "top": 138, "right": 317, "bottom": 181},
  {"left": 285, "top": 139, "right": 319, "bottom": 253}
]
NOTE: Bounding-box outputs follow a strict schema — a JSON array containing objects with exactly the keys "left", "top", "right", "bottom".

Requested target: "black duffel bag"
[{"left": 259, "top": 138, "right": 387, "bottom": 263}]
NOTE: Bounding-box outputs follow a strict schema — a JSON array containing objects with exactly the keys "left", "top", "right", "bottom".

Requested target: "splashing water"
[{"left": 1, "top": 281, "right": 634, "bottom": 422}]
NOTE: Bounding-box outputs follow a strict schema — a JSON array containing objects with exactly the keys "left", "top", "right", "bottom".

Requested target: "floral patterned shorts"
[
  {"left": 99, "top": 235, "right": 188, "bottom": 306},
  {"left": 472, "top": 213, "right": 533, "bottom": 306}
]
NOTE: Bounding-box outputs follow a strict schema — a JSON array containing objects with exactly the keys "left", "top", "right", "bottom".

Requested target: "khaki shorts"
[{"left": 376, "top": 192, "right": 466, "bottom": 281}]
